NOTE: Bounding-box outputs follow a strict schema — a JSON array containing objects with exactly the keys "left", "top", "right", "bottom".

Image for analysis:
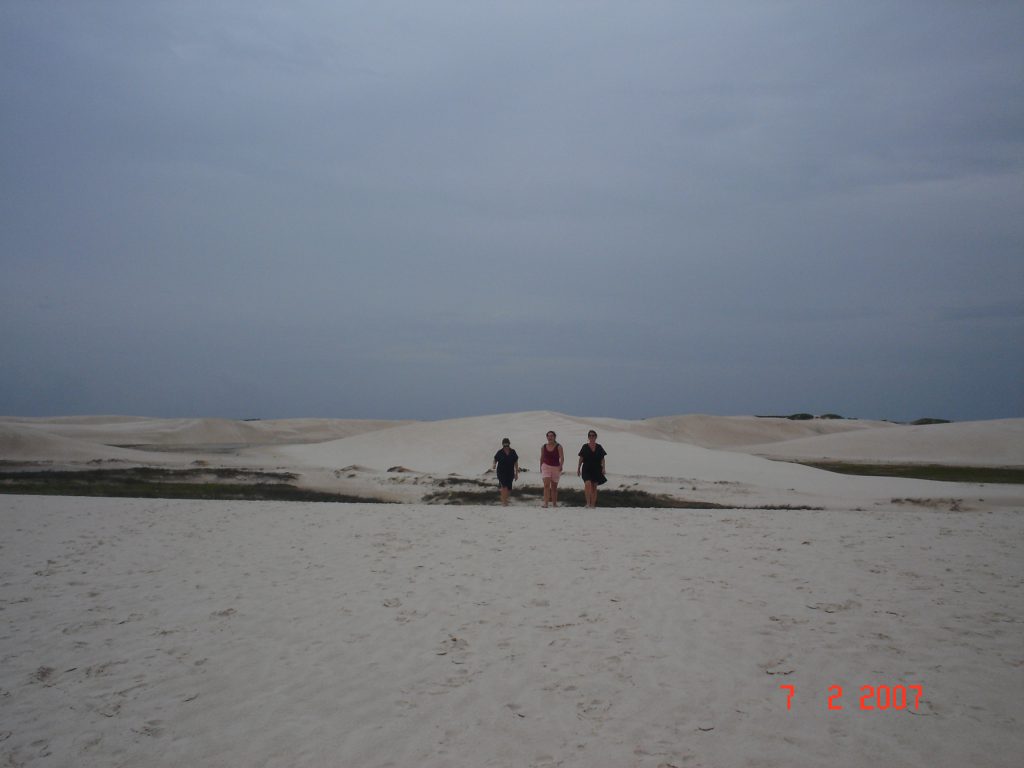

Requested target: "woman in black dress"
[
  {"left": 577, "top": 430, "right": 607, "bottom": 508},
  {"left": 492, "top": 437, "right": 519, "bottom": 506}
]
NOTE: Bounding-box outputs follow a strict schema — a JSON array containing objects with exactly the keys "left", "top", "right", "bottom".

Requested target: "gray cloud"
[{"left": 2, "top": 1, "right": 1021, "bottom": 421}]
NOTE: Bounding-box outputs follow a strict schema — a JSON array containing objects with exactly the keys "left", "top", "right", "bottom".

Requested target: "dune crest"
[{"left": 3, "top": 412, "right": 1021, "bottom": 510}]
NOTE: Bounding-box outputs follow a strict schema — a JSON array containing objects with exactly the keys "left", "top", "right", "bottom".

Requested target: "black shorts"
[
  {"left": 581, "top": 468, "right": 606, "bottom": 485},
  {"left": 497, "top": 473, "right": 514, "bottom": 490}
]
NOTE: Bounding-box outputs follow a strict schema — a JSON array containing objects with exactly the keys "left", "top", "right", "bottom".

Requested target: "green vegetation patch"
[
  {"left": 434, "top": 477, "right": 494, "bottom": 488},
  {"left": 421, "top": 486, "right": 824, "bottom": 509},
  {"left": 793, "top": 461, "right": 1024, "bottom": 484},
  {"left": 0, "top": 468, "right": 386, "bottom": 503},
  {"left": 422, "top": 487, "right": 728, "bottom": 508}
]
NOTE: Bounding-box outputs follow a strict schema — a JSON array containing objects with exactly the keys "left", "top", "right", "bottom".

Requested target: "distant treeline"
[{"left": 755, "top": 414, "right": 951, "bottom": 425}]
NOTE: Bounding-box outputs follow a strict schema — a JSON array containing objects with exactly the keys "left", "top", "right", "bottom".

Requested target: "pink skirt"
[{"left": 541, "top": 464, "right": 562, "bottom": 482}]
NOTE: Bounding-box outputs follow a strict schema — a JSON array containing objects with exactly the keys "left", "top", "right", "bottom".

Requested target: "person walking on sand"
[
  {"left": 491, "top": 438, "right": 519, "bottom": 506},
  {"left": 540, "top": 430, "right": 564, "bottom": 508},
  {"left": 577, "top": 430, "right": 607, "bottom": 508}
]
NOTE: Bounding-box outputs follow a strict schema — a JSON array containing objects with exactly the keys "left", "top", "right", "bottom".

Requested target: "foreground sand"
[
  {"left": 2, "top": 413, "right": 1022, "bottom": 766},
  {"left": 2, "top": 494, "right": 1022, "bottom": 768}
]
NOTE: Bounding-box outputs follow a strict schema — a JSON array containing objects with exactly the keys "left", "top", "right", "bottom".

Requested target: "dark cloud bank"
[{"left": 2, "top": 1, "right": 1021, "bottom": 421}]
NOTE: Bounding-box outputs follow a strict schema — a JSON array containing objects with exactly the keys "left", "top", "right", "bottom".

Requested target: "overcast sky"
[{"left": 2, "top": 1, "right": 1021, "bottom": 422}]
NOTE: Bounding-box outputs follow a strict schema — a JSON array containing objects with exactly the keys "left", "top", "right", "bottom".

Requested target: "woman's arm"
[{"left": 557, "top": 444, "right": 564, "bottom": 469}]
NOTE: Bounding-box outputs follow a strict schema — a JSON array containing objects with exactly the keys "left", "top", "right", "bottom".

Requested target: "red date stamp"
[{"left": 780, "top": 684, "right": 923, "bottom": 711}]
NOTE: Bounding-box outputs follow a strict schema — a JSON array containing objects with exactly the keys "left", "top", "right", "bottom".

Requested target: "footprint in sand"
[
  {"left": 85, "top": 660, "right": 128, "bottom": 678},
  {"left": 807, "top": 599, "right": 860, "bottom": 614},
  {"left": 435, "top": 635, "right": 469, "bottom": 658},
  {"left": 759, "top": 657, "right": 795, "bottom": 675},
  {"left": 577, "top": 698, "right": 613, "bottom": 723},
  {"left": 133, "top": 720, "right": 164, "bottom": 738}
]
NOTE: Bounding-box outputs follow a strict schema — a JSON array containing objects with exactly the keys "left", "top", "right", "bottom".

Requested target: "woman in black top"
[
  {"left": 577, "top": 430, "right": 607, "bottom": 508},
  {"left": 492, "top": 437, "right": 519, "bottom": 506}
]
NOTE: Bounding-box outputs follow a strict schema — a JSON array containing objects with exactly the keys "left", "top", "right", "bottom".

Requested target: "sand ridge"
[
  {"left": 2, "top": 416, "right": 412, "bottom": 449},
  {"left": 5, "top": 412, "right": 1020, "bottom": 468},
  {"left": 739, "top": 418, "right": 1024, "bottom": 467},
  {"left": 3, "top": 412, "right": 1022, "bottom": 510}
]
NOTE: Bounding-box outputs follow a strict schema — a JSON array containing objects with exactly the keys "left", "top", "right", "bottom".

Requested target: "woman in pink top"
[{"left": 539, "top": 430, "right": 564, "bottom": 508}]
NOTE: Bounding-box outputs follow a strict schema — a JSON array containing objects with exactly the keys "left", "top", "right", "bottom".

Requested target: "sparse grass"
[
  {"left": 792, "top": 461, "right": 1024, "bottom": 484},
  {"left": 555, "top": 489, "right": 729, "bottom": 508},
  {"left": 423, "top": 487, "right": 731, "bottom": 508},
  {"left": 434, "top": 477, "right": 494, "bottom": 488},
  {"left": 891, "top": 498, "right": 968, "bottom": 511},
  {"left": 423, "top": 487, "right": 542, "bottom": 504},
  {"left": 421, "top": 486, "right": 825, "bottom": 509},
  {"left": 0, "top": 467, "right": 827, "bottom": 508},
  {"left": 0, "top": 468, "right": 387, "bottom": 503}
]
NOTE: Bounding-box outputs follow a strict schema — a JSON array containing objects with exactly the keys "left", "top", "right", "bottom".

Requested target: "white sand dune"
[
  {"left": 630, "top": 413, "right": 897, "bottom": 449},
  {"left": 5, "top": 412, "right": 1019, "bottom": 469},
  {"left": 739, "top": 418, "right": 1024, "bottom": 467},
  {"left": 0, "top": 423, "right": 170, "bottom": 465},
  {"left": 3, "top": 416, "right": 410, "bottom": 448},
  {"left": 270, "top": 411, "right": 602, "bottom": 475},
  {"left": 4, "top": 412, "right": 1023, "bottom": 509},
  {"left": 1, "top": 411, "right": 1022, "bottom": 766},
  {"left": 250, "top": 412, "right": 1021, "bottom": 509}
]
